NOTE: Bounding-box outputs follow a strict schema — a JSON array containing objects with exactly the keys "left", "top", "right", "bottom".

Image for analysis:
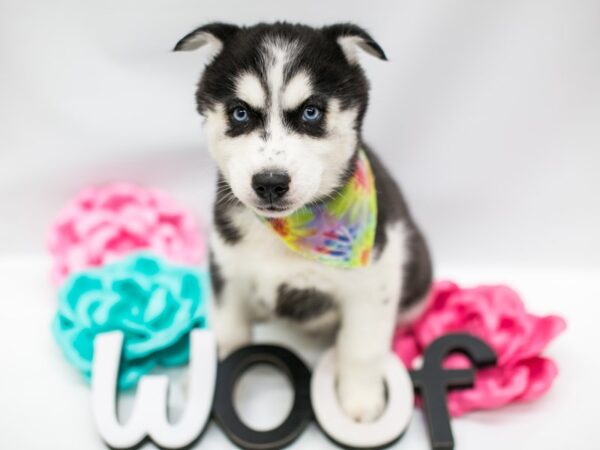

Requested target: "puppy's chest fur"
[{"left": 210, "top": 205, "right": 409, "bottom": 328}]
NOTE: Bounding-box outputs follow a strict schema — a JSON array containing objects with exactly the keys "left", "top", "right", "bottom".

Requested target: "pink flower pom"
[
  {"left": 393, "top": 281, "right": 566, "bottom": 417},
  {"left": 47, "top": 182, "right": 205, "bottom": 285}
]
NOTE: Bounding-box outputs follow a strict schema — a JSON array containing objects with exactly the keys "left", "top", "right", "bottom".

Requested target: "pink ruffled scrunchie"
[
  {"left": 47, "top": 182, "right": 205, "bottom": 285},
  {"left": 393, "top": 281, "right": 566, "bottom": 417}
]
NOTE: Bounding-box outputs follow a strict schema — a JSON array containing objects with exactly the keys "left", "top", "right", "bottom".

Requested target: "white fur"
[
  {"left": 281, "top": 71, "right": 312, "bottom": 110},
  {"left": 235, "top": 73, "right": 266, "bottom": 110}
]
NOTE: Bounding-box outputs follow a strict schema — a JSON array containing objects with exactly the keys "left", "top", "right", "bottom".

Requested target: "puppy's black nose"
[{"left": 252, "top": 171, "right": 290, "bottom": 202}]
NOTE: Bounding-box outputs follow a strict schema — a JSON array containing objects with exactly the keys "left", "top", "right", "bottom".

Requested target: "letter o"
[
  {"left": 311, "top": 349, "right": 414, "bottom": 449},
  {"left": 213, "top": 345, "right": 313, "bottom": 450}
]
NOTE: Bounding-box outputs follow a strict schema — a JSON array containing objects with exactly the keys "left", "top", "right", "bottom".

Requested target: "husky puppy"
[{"left": 174, "top": 22, "right": 432, "bottom": 422}]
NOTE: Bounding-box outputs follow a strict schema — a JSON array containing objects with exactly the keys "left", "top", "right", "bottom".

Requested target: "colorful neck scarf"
[{"left": 262, "top": 150, "right": 377, "bottom": 268}]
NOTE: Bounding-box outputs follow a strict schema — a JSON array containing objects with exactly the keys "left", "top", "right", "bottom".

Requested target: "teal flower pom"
[{"left": 52, "top": 253, "right": 208, "bottom": 389}]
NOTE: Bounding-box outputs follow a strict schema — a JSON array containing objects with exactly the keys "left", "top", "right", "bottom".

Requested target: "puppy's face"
[{"left": 175, "top": 23, "right": 386, "bottom": 217}]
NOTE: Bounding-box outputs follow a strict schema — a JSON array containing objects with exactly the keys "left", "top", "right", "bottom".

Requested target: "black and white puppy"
[{"left": 175, "top": 22, "right": 432, "bottom": 422}]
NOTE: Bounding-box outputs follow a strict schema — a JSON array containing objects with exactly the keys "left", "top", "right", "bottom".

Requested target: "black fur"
[
  {"left": 276, "top": 284, "right": 336, "bottom": 321},
  {"left": 213, "top": 174, "right": 243, "bottom": 244},
  {"left": 209, "top": 251, "right": 225, "bottom": 303},
  {"left": 400, "top": 227, "right": 432, "bottom": 310}
]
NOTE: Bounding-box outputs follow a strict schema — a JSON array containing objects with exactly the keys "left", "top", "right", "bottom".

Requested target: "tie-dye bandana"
[{"left": 262, "top": 150, "right": 377, "bottom": 268}]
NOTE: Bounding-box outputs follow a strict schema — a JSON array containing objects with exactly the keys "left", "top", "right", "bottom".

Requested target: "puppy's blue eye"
[
  {"left": 302, "top": 106, "right": 322, "bottom": 122},
  {"left": 232, "top": 106, "right": 249, "bottom": 123}
]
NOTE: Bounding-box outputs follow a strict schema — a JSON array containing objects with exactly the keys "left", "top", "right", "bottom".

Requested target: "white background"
[{"left": 0, "top": 1, "right": 599, "bottom": 449}]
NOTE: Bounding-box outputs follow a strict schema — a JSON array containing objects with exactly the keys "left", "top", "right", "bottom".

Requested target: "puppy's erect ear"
[
  {"left": 173, "top": 23, "right": 240, "bottom": 57},
  {"left": 323, "top": 23, "right": 387, "bottom": 64}
]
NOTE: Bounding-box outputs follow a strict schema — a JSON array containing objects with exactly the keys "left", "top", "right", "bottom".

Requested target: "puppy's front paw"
[{"left": 337, "top": 375, "right": 386, "bottom": 422}]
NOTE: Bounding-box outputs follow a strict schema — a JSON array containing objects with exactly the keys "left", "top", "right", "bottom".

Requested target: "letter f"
[{"left": 410, "top": 333, "right": 497, "bottom": 450}]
